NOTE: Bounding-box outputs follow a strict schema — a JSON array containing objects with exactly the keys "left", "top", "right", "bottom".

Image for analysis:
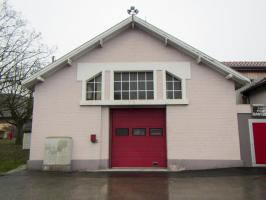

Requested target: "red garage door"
[
  {"left": 111, "top": 108, "right": 166, "bottom": 168},
  {"left": 252, "top": 122, "right": 266, "bottom": 164}
]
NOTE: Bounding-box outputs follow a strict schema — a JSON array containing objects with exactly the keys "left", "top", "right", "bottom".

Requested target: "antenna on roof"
[{"left": 127, "top": 6, "right": 139, "bottom": 16}]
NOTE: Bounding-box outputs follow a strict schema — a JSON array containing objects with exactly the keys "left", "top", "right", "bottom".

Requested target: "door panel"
[
  {"left": 252, "top": 123, "right": 266, "bottom": 164},
  {"left": 111, "top": 108, "right": 166, "bottom": 167}
]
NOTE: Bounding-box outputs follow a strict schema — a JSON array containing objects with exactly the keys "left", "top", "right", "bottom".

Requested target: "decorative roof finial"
[{"left": 127, "top": 6, "right": 139, "bottom": 16}]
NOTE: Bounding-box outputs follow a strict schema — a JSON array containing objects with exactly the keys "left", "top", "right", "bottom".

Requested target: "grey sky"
[{"left": 9, "top": 0, "right": 266, "bottom": 61}]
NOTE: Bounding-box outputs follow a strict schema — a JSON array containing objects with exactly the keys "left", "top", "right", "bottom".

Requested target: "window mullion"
[
  {"left": 137, "top": 72, "right": 139, "bottom": 100},
  {"left": 129, "top": 72, "right": 131, "bottom": 100}
]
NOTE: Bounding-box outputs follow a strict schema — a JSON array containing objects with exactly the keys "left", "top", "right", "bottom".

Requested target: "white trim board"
[
  {"left": 248, "top": 119, "right": 266, "bottom": 167},
  {"left": 80, "top": 99, "right": 189, "bottom": 106},
  {"left": 77, "top": 62, "right": 191, "bottom": 80}
]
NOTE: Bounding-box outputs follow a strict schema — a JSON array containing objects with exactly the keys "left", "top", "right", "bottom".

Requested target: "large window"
[
  {"left": 114, "top": 72, "right": 154, "bottom": 100},
  {"left": 166, "top": 72, "right": 182, "bottom": 99},
  {"left": 86, "top": 73, "right": 102, "bottom": 100}
]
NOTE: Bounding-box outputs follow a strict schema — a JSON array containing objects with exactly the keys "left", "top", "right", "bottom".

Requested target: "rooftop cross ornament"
[{"left": 127, "top": 6, "right": 139, "bottom": 16}]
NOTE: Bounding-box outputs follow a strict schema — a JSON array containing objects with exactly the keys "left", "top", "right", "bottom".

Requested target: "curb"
[{"left": 0, "top": 165, "right": 26, "bottom": 176}]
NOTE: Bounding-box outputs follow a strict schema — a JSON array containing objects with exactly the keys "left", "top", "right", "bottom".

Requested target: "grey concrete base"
[
  {"left": 27, "top": 160, "right": 43, "bottom": 170},
  {"left": 168, "top": 159, "right": 243, "bottom": 171},
  {"left": 43, "top": 165, "right": 71, "bottom": 172},
  {"left": 27, "top": 159, "right": 109, "bottom": 171},
  {"left": 28, "top": 159, "right": 243, "bottom": 171},
  {"left": 72, "top": 159, "right": 109, "bottom": 171}
]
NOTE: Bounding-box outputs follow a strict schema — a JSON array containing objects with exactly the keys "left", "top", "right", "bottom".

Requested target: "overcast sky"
[{"left": 9, "top": 0, "right": 266, "bottom": 61}]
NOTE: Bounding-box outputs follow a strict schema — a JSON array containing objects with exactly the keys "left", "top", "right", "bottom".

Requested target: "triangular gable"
[{"left": 22, "top": 16, "right": 250, "bottom": 88}]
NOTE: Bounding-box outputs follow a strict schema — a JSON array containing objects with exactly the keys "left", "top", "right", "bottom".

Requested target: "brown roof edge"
[{"left": 222, "top": 61, "right": 266, "bottom": 71}]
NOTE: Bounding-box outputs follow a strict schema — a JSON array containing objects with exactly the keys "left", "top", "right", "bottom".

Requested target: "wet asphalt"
[{"left": 0, "top": 168, "right": 266, "bottom": 200}]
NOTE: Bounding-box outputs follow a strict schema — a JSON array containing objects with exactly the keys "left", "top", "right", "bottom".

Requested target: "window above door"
[
  {"left": 86, "top": 73, "right": 102, "bottom": 100},
  {"left": 78, "top": 62, "right": 190, "bottom": 105},
  {"left": 114, "top": 72, "right": 154, "bottom": 100}
]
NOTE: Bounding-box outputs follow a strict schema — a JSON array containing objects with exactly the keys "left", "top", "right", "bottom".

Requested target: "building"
[
  {"left": 223, "top": 61, "right": 266, "bottom": 80},
  {"left": 237, "top": 78, "right": 266, "bottom": 167},
  {"left": 22, "top": 15, "right": 251, "bottom": 171}
]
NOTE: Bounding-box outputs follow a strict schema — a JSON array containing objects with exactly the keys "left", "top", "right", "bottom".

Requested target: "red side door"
[
  {"left": 252, "top": 122, "right": 266, "bottom": 164},
  {"left": 111, "top": 108, "right": 167, "bottom": 168}
]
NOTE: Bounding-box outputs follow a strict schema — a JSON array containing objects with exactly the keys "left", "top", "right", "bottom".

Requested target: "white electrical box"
[{"left": 43, "top": 137, "right": 72, "bottom": 171}]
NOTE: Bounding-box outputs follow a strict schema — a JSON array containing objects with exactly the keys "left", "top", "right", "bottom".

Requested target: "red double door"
[
  {"left": 252, "top": 122, "right": 266, "bottom": 164},
  {"left": 111, "top": 108, "right": 167, "bottom": 168}
]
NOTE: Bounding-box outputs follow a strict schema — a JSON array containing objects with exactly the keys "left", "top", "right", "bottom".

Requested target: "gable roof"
[{"left": 22, "top": 16, "right": 250, "bottom": 88}]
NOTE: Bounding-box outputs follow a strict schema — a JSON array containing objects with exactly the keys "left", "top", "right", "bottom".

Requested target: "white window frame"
[
  {"left": 164, "top": 71, "right": 183, "bottom": 100},
  {"left": 81, "top": 71, "right": 105, "bottom": 102},
  {"left": 86, "top": 72, "right": 103, "bottom": 100},
  {"left": 78, "top": 62, "right": 190, "bottom": 105},
  {"left": 113, "top": 71, "right": 155, "bottom": 101},
  {"left": 162, "top": 70, "right": 187, "bottom": 104},
  {"left": 248, "top": 119, "right": 266, "bottom": 167}
]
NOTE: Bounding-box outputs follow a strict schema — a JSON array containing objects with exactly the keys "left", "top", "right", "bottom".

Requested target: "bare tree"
[{"left": 0, "top": 1, "right": 53, "bottom": 144}]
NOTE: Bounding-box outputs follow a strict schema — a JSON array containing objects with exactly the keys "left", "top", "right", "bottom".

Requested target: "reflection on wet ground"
[{"left": 0, "top": 168, "right": 266, "bottom": 200}]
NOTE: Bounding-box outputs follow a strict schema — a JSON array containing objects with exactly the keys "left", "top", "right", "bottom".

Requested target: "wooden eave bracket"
[
  {"left": 225, "top": 74, "right": 233, "bottom": 80},
  {"left": 197, "top": 56, "right": 202, "bottom": 64},
  {"left": 36, "top": 76, "right": 45, "bottom": 82},
  {"left": 99, "top": 39, "right": 103, "bottom": 48},
  {"left": 67, "top": 58, "right": 72, "bottom": 66},
  {"left": 164, "top": 38, "right": 168, "bottom": 46}
]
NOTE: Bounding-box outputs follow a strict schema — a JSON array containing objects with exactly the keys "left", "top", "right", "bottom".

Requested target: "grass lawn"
[{"left": 0, "top": 139, "right": 29, "bottom": 173}]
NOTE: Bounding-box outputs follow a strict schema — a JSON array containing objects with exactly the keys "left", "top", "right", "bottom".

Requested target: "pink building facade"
[{"left": 23, "top": 16, "right": 250, "bottom": 171}]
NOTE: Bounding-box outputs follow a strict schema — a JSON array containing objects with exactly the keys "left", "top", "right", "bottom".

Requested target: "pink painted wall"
[{"left": 30, "top": 28, "right": 240, "bottom": 163}]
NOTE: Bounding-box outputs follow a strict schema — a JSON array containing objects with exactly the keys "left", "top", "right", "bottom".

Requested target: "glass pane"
[
  {"left": 95, "top": 92, "right": 101, "bottom": 100},
  {"left": 116, "top": 128, "right": 129, "bottom": 136},
  {"left": 147, "top": 82, "right": 153, "bottom": 90},
  {"left": 166, "top": 73, "right": 173, "bottom": 81},
  {"left": 173, "top": 76, "right": 180, "bottom": 81},
  {"left": 150, "top": 128, "right": 163, "bottom": 136},
  {"left": 167, "top": 91, "right": 173, "bottom": 99},
  {"left": 174, "top": 81, "right": 181, "bottom": 90},
  {"left": 87, "top": 82, "right": 94, "bottom": 92},
  {"left": 130, "top": 82, "right": 137, "bottom": 90},
  {"left": 132, "top": 128, "right": 146, "bottom": 136},
  {"left": 130, "top": 81, "right": 137, "bottom": 90},
  {"left": 87, "top": 92, "right": 94, "bottom": 100},
  {"left": 147, "top": 91, "right": 154, "bottom": 99},
  {"left": 122, "top": 91, "right": 129, "bottom": 100},
  {"left": 95, "top": 83, "right": 101, "bottom": 91},
  {"left": 138, "top": 91, "right": 146, "bottom": 99},
  {"left": 130, "top": 72, "right": 137, "bottom": 81},
  {"left": 95, "top": 74, "right": 102, "bottom": 82},
  {"left": 138, "top": 81, "right": 145, "bottom": 90},
  {"left": 138, "top": 72, "right": 145, "bottom": 80},
  {"left": 114, "top": 82, "right": 121, "bottom": 91},
  {"left": 174, "top": 91, "right": 182, "bottom": 99},
  {"left": 122, "top": 82, "right": 129, "bottom": 90},
  {"left": 122, "top": 72, "right": 129, "bottom": 81},
  {"left": 114, "top": 73, "right": 121, "bottom": 81},
  {"left": 146, "top": 72, "right": 153, "bottom": 80},
  {"left": 130, "top": 91, "right": 137, "bottom": 100},
  {"left": 114, "top": 92, "right": 121, "bottom": 100},
  {"left": 166, "top": 82, "right": 173, "bottom": 90}
]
